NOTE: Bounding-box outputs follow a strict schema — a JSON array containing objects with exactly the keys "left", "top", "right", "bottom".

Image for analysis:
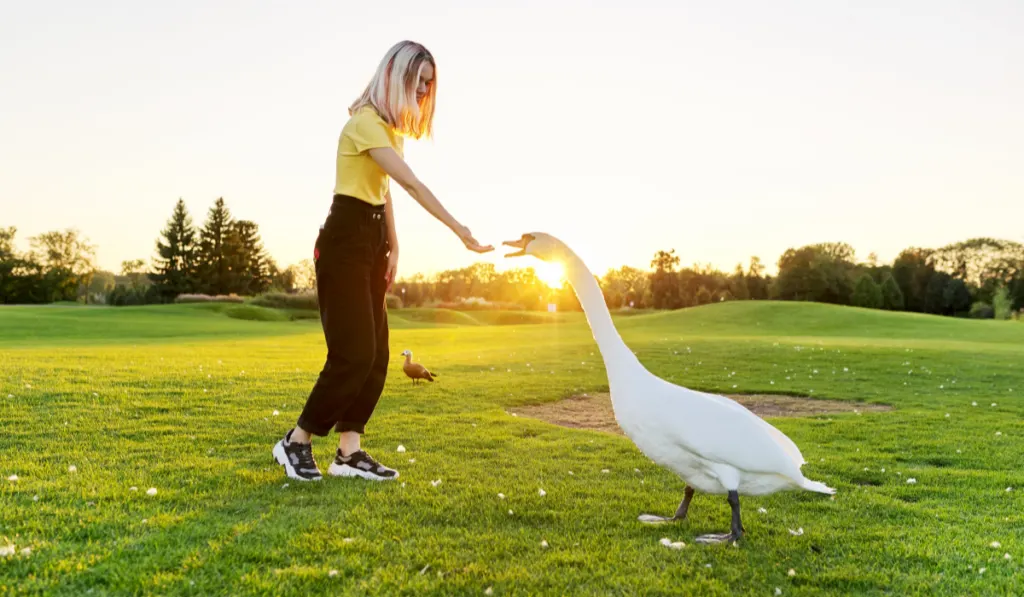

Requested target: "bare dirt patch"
[{"left": 510, "top": 392, "right": 891, "bottom": 435}]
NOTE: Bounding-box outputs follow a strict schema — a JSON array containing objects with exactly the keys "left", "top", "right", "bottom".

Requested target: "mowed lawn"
[{"left": 1, "top": 301, "right": 1022, "bottom": 596}]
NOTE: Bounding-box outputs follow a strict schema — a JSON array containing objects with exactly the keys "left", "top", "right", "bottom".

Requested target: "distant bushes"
[
  {"left": 247, "top": 290, "right": 404, "bottom": 312},
  {"left": 970, "top": 288, "right": 1017, "bottom": 320},
  {"left": 434, "top": 297, "right": 524, "bottom": 311},
  {"left": 173, "top": 293, "right": 245, "bottom": 304},
  {"left": 993, "top": 287, "right": 1013, "bottom": 320},
  {"left": 246, "top": 291, "right": 523, "bottom": 312},
  {"left": 250, "top": 291, "right": 317, "bottom": 310},
  {"left": 969, "top": 301, "right": 994, "bottom": 319},
  {"left": 107, "top": 285, "right": 163, "bottom": 306}
]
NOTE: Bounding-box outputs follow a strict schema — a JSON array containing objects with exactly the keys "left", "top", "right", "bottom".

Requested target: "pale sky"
[{"left": 2, "top": 0, "right": 1023, "bottom": 279}]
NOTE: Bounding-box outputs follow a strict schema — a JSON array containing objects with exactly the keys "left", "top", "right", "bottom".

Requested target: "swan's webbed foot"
[
  {"left": 693, "top": 532, "right": 741, "bottom": 544},
  {"left": 637, "top": 514, "right": 673, "bottom": 524},
  {"left": 639, "top": 486, "right": 694, "bottom": 524},
  {"left": 694, "top": 490, "right": 745, "bottom": 545}
]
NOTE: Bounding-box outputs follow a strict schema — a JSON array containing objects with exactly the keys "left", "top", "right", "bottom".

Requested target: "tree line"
[
  {"left": 139, "top": 197, "right": 295, "bottom": 304},
  {"left": 2, "top": 198, "right": 301, "bottom": 305},
  {"left": 390, "top": 239, "right": 1024, "bottom": 319},
  {"left": 3, "top": 199, "right": 1022, "bottom": 319}
]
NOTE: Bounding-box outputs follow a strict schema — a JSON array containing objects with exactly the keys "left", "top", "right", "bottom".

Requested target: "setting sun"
[{"left": 535, "top": 261, "right": 566, "bottom": 289}]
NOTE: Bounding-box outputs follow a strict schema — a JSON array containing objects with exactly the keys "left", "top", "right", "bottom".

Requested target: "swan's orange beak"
[{"left": 502, "top": 234, "right": 533, "bottom": 258}]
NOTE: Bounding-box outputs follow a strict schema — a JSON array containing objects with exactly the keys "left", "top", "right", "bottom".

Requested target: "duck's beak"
[{"left": 502, "top": 234, "right": 533, "bottom": 258}]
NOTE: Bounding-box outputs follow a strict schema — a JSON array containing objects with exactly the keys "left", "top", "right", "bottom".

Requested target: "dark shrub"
[
  {"left": 251, "top": 291, "right": 317, "bottom": 310},
  {"left": 969, "top": 301, "right": 994, "bottom": 319}
]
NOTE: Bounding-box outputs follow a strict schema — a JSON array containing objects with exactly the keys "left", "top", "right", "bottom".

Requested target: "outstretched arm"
[{"left": 368, "top": 147, "right": 492, "bottom": 253}]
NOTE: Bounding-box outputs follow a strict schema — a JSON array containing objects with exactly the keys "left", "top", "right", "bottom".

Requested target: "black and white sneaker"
[
  {"left": 272, "top": 430, "right": 322, "bottom": 481},
  {"left": 328, "top": 449, "right": 399, "bottom": 481}
]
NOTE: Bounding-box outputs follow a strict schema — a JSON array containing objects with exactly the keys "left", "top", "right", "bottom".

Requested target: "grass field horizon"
[{"left": 2, "top": 301, "right": 1022, "bottom": 595}]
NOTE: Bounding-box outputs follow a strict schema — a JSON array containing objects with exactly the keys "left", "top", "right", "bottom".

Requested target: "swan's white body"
[
  {"left": 610, "top": 373, "right": 830, "bottom": 495},
  {"left": 528, "top": 236, "right": 834, "bottom": 498}
]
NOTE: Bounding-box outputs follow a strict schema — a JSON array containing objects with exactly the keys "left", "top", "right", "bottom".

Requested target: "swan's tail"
[{"left": 801, "top": 478, "right": 836, "bottom": 495}]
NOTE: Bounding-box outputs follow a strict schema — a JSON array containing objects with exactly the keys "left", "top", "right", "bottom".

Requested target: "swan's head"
[{"left": 502, "top": 233, "right": 570, "bottom": 262}]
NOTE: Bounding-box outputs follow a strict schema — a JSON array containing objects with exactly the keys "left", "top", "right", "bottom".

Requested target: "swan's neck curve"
[{"left": 560, "top": 250, "right": 643, "bottom": 383}]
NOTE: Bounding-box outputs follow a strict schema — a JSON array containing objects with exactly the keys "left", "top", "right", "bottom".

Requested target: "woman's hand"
[
  {"left": 384, "top": 246, "right": 399, "bottom": 291},
  {"left": 453, "top": 224, "right": 493, "bottom": 253}
]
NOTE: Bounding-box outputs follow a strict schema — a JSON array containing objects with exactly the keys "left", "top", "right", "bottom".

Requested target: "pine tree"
[
  {"left": 851, "top": 274, "right": 883, "bottom": 309},
  {"left": 226, "top": 219, "right": 272, "bottom": 294},
  {"left": 880, "top": 274, "right": 905, "bottom": 310},
  {"left": 152, "top": 198, "right": 198, "bottom": 300},
  {"left": 196, "top": 197, "right": 233, "bottom": 295}
]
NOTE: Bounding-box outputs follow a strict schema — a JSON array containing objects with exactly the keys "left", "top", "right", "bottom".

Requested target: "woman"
[{"left": 273, "top": 40, "right": 492, "bottom": 481}]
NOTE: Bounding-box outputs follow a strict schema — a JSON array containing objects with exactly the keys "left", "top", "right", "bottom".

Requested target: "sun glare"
[{"left": 535, "top": 261, "right": 566, "bottom": 289}]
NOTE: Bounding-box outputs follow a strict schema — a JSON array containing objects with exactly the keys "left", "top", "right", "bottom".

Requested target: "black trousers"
[{"left": 297, "top": 194, "right": 390, "bottom": 436}]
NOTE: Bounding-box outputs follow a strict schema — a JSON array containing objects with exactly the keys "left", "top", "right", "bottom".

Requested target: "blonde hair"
[{"left": 349, "top": 40, "right": 436, "bottom": 139}]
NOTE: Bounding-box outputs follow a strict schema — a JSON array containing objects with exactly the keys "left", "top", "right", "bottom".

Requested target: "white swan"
[{"left": 503, "top": 233, "right": 835, "bottom": 543}]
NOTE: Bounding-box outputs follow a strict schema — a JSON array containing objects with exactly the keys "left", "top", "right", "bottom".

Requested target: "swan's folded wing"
[
  {"left": 651, "top": 383, "right": 805, "bottom": 479},
  {"left": 759, "top": 420, "right": 805, "bottom": 465},
  {"left": 693, "top": 389, "right": 806, "bottom": 466}
]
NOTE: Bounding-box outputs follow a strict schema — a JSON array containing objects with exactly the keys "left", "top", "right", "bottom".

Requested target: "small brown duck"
[{"left": 400, "top": 350, "right": 437, "bottom": 384}]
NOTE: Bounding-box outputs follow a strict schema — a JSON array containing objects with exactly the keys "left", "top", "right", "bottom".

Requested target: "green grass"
[{"left": 1, "top": 301, "right": 1022, "bottom": 595}]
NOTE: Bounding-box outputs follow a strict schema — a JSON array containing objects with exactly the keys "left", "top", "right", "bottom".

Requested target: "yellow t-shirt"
[{"left": 333, "top": 105, "right": 404, "bottom": 206}]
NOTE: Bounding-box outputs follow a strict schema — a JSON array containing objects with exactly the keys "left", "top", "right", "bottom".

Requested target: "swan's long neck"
[{"left": 561, "top": 251, "right": 643, "bottom": 382}]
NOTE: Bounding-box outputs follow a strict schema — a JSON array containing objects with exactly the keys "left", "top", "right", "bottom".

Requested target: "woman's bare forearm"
[
  {"left": 367, "top": 146, "right": 491, "bottom": 252},
  {"left": 384, "top": 191, "right": 399, "bottom": 250},
  {"left": 402, "top": 181, "right": 461, "bottom": 232},
  {"left": 369, "top": 147, "right": 462, "bottom": 233}
]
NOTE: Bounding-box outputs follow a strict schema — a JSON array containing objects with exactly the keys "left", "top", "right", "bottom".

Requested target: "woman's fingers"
[
  {"left": 463, "top": 237, "right": 494, "bottom": 253},
  {"left": 384, "top": 249, "right": 399, "bottom": 291},
  {"left": 458, "top": 227, "right": 494, "bottom": 253}
]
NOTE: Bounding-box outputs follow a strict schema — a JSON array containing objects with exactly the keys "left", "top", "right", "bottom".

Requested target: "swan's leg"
[
  {"left": 728, "top": 490, "right": 745, "bottom": 536},
  {"left": 674, "top": 486, "right": 696, "bottom": 519},
  {"left": 638, "top": 486, "right": 694, "bottom": 524},
  {"left": 694, "top": 491, "right": 744, "bottom": 544}
]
